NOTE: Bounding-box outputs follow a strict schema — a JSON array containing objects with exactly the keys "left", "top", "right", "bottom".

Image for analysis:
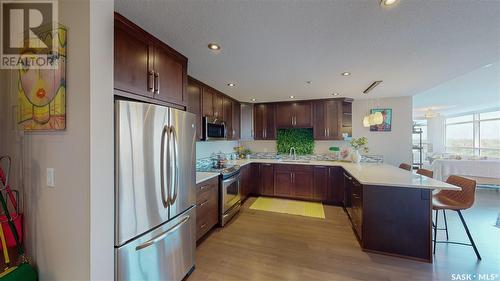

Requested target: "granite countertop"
[
  {"left": 223, "top": 158, "right": 460, "bottom": 191},
  {"left": 196, "top": 172, "right": 219, "bottom": 185}
]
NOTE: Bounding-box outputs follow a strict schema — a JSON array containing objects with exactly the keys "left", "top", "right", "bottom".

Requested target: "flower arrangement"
[{"left": 350, "top": 137, "right": 369, "bottom": 153}]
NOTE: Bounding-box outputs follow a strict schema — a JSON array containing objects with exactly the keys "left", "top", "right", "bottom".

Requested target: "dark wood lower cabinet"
[
  {"left": 274, "top": 170, "right": 293, "bottom": 197},
  {"left": 313, "top": 166, "right": 329, "bottom": 201},
  {"left": 293, "top": 170, "right": 313, "bottom": 199},
  {"left": 200, "top": 163, "right": 433, "bottom": 262},
  {"left": 273, "top": 164, "right": 313, "bottom": 200},
  {"left": 327, "top": 166, "right": 344, "bottom": 204},
  {"left": 342, "top": 172, "right": 433, "bottom": 262},
  {"left": 240, "top": 164, "right": 251, "bottom": 202},
  {"left": 196, "top": 176, "right": 219, "bottom": 241},
  {"left": 260, "top": 164, "right": 274, "bottom": 196}
]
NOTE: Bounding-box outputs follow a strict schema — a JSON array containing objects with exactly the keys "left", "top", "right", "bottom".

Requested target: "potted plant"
[{"left": 350, "top": 137, "right": 369, "bottom": 163}]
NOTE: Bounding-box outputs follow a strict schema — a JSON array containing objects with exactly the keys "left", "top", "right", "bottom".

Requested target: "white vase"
[{"left": 351, "top": 150, "right": 361, "bottom": 163}]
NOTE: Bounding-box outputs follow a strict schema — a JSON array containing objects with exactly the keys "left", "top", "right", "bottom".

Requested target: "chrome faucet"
[{"left": 289, "top": 147, "right": 297, "bottom": 160}]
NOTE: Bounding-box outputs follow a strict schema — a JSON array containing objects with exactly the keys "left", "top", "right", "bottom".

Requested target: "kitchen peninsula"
[{"left": 196, "top": 159, "right": 458, "bottom": 263}]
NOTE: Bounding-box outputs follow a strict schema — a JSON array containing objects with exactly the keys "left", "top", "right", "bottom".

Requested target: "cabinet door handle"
[
  {"left": 199, "top": 185, "right": 210, "bottom": 191},
  {"left": 343, "top": 173, "right": 353, "bottom": 180},
  {"left": 148, "top": 70, "right": 154, "bottom": 92},
  {"left": 199, "top": 200, "right": 209, "bottom": 207},
  {"left": 154, "top": 72, "right": 160, "bottom": 94},
  {"left": 200, "top": 223, "right": 207, "bottom": 229},
  {"left": 324, "top": 129, "right": 327, "bottom": 136},
  {"left": 327, "top": 128, "right": 330, "bottom": 137}
]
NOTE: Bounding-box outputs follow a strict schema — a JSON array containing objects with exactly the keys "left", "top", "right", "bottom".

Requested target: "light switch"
[{"left": 47, "top": 168, "right": 55, "bottom": 187}]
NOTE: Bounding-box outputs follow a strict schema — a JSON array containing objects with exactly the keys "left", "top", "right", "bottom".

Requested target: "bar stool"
[
  {"left": 432, "top": 175, "right": 481, "bottom": 260},
  {"left": 417, "top": 168, "right": 433, "bottom": 178},
  {"left": 399, "top": 163, "right": 412, "bottom": 171}
]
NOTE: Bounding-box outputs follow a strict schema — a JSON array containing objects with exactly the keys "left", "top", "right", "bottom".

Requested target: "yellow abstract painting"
[{"left": 18, "top": 26, "right": 67, "bottom": 131}]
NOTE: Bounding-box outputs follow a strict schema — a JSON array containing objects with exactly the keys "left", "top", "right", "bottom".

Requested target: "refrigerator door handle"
[
  {"left": 169, "top": 126, "right": 179, "bottom": 205},
  {"left": 160, "top": 125, "right": 171, "bottom": 208},
  {"left": 135, "top": 215, "right": 190, "bottom": 251}
]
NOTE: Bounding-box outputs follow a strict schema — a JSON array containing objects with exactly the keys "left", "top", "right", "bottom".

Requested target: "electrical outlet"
[{"left": 47, "top": 168, "right": 55, "bottom": 187}]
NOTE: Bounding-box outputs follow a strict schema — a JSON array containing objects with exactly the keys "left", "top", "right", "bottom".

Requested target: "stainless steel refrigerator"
[{"left": 114, "top": 100, "right": 197, "bottom": 281}]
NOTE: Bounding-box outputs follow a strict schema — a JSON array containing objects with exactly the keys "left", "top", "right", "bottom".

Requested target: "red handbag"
[{"left": 0, "top": 157, "right": 22, "bottom": 249}]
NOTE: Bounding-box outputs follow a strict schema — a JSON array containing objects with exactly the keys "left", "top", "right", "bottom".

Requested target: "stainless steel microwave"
[{"left": 203, "top": 116, "right": 227, "bottom": 140}]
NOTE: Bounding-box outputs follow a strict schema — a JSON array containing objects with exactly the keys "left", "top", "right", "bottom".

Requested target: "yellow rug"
[{"left": 249, "top": 197, "right": 325, "bottom": 219}]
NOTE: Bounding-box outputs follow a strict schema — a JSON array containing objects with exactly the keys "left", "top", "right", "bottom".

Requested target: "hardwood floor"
[{"left": 189, "top": 190, "right": 500, "bottom": 281}]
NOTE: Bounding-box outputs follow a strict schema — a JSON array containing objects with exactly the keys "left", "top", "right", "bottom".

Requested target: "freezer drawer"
[{"left": 115, "top": 206, "right": 196, "bottom": 281}]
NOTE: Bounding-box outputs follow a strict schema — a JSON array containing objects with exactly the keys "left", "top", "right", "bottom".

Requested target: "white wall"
[
  {"left": 89, "top": 0, "right": 114, "bottom": 280},
  {"left": 352, "top": 97, "right": 413, "bottom": 166},
  {"left": 196, "top": 140, "right": 239, "bottom": 159},
  {"left": 0, "top": 1, "right": 91, "bottom": 279},
  {"left": 0, "top": 0, "right": 114, "bottom": 280}
]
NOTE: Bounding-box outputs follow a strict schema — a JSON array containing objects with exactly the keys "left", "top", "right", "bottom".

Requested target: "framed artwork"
[
  {"left": 18, "top": 25, "right": 67, "bottom": 131},
  {"left": 370, "top": 108, "right": 392, "bottom": 132}
]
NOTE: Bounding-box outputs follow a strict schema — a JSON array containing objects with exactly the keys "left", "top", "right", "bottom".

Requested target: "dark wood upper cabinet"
[
  {"left": 260, "top": 164, "right": 274, "bottom": 196},
  {"left": 276, "top": 101, "right": 312, "bottom": 128},
  {"left": 153, "top": 42, "right": 187, "bottom": 104},
  {"left": 313, "top": 100, "right": 342, "bottom": 140},
  {"left": 201, "top": 88, "right": 214, "bottom": 117},
  {"left": 187, "top": 78, "right": 203, "bottom": 140},
  {"left": 213, "top": 93, "right": 224, "bottom": 119},
  {"left": 223, "top": 96, "right": 233, "bottom": 138},
  {"left": 114, "top": 13, "right": 187, "bottom": 107},
  {"left": 341, "top": 101, "right": 353, "bottom": 138},
  {"left": 313, "top": 101, "right": 327, "bottom": 140},
  {"left": 254, "top": 103, "right": 276, "bottom": 140},
  {"left": 114, "top": 15, "right": 153, "bottom": 98}
]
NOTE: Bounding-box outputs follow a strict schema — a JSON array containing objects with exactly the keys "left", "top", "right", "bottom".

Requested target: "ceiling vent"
[{"left": 363, "top": 81, "right": 383, "bottom": 94}]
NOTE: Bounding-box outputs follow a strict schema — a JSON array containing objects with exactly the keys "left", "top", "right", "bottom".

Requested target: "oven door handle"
[{"left": 222, "top": 174, "right": 240, "bottom": 186}]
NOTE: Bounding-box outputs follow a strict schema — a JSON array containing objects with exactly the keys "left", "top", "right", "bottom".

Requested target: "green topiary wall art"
[{"left": 276, "top": 128, "right": 314, "bottom": 155}]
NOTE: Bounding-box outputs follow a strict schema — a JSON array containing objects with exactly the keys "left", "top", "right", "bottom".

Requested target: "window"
[{"left": 445, "top": 110, "right": 500, "bottom": 157}]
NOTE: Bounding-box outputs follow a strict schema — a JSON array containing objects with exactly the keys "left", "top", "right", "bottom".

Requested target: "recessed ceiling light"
[
  {"left": 251, "top": 98, "right": 256, "bottom": 102},
  {"left": 208, "top": 43, "right": 221, "bottom": 51},
  {"left": 227, "top": 83, "right": 235, "bottom": 87},
  {"left": 306, "top": 81, "right": 312, "bottom": 84},
  {"left": 332, "top": 93, "right": 340, "bottom": 96},
  {"left": 482, "top": 63, "right": 493, "bottom": 68},
  {"left": 341, "top": 72, "right": 351, "bottom": 76},
  {"left": 380, "top": 0, "right": 398, "bottom": 7},
  {"left": 289, "top": 96, "right": 295, "bottom": 99}
]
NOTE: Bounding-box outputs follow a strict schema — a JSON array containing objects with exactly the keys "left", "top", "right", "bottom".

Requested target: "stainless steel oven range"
[{"left": 220, "top": 166, "right": 241, "bottom": 226}]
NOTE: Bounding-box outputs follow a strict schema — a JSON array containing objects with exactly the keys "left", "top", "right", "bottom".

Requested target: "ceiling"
[
  {"left": 413, "top": 61, "right": 500, "bottom": 118},
  {"left": 115, "top": 0, "right": 500, "bottom": 103}
]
